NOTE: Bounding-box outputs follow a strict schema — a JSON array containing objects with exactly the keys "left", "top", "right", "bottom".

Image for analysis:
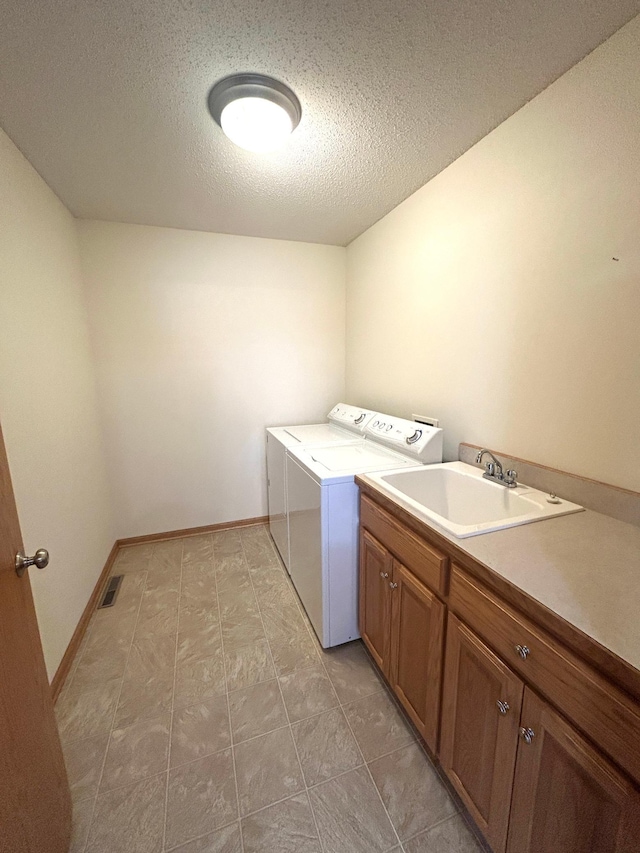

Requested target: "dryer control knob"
[
  {"left": 406, "top": 429, "right": 422, "bottom": 445},
  {"left": 354, "top": 413, "right": 366, "bottom": 424}
]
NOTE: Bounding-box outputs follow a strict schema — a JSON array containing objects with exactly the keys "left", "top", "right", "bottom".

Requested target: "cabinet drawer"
[
  {"left": 360, "top": 494, "right": 447, "bottom": 594},
  {"left": 450, "top": 567, "right": 640, "bottom": 785}
]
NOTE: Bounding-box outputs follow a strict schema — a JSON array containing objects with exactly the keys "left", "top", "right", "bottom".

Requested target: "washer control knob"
[{"left": 354, "top": 413, "right": 366, "bottom": 424}]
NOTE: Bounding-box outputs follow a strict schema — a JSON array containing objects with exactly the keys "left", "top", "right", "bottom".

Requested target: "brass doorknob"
[{"left": 15, "top": 549, "right": 50, "bottom": 578}]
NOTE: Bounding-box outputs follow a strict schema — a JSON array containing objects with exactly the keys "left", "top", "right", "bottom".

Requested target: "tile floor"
[{"left": 56, "top": 524, "right": 484, "bottom": 853}]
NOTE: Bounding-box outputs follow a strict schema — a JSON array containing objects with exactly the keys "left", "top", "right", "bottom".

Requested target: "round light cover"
[{"left": 208, "top": 74, "right": 301, "bottom": 153}]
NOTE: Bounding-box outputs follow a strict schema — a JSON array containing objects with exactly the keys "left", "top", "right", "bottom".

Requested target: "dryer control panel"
[
  {"left": 364, "top": 415, "right": 443, "bottom": 463},
  {"left": 327, "top": 403, "right": 376, "bottom": 433}
]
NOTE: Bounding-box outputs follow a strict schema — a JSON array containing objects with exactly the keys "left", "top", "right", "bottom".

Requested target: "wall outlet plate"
[{"left": 412, "top": 413, "right": 440, "bottom": 428}]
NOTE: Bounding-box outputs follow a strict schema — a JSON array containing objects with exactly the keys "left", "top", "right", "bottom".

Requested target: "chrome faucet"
[{"left": 475, "top": 449, "right": 518, "bottom": 488}]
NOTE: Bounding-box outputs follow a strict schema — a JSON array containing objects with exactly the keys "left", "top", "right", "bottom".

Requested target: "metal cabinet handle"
[
  {"left": 389, "top": 582, "right": 398, "bottom": 589},
  {"left": 519, "top": 727, "right": 535, "bottom": 744},
  {"left": 380, "top": 571, "right": 389, "bottom": 579},
  {"left": 496, "top": 700, "right": 510, "bottom": 716},
  {"left": 15, "top": 548, "right": 50, "bottom": 578},
  {"left": 515, "top": 644, "right": 530, "bottom": 660}
]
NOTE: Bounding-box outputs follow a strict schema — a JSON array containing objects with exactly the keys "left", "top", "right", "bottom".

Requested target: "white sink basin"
[{"left": 367, "top": 461, "right": 584, "bottom": 538}]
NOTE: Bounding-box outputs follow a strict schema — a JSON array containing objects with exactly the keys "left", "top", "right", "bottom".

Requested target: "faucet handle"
[{"left": 505, "top": 469, "right": 518, "bottom": 485}]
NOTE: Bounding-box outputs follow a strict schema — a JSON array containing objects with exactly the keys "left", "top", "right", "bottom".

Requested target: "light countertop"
[{"left": 357, "top": 475, "right": 640, "bottom": 675}]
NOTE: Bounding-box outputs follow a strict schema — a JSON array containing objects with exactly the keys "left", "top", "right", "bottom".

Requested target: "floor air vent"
[{"left": 98, "top": 575, "right": 123, "bottom": 609}]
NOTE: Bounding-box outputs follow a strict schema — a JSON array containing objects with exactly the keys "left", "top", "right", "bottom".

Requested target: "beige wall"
[
  {"left": 0, "top": 128, "right": 114, "bottom": 678},
  {"left": 346, "top": 16, "right": 640, "bottom": 492},
  {"left": 78, "top": 221, "right": 346, "bottom": 538}
]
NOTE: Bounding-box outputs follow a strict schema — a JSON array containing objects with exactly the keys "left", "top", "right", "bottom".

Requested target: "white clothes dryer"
[
  {"left": 266, "top": 403, "right": 376, "bottom": 571},
  {"left": 285, "top": 415, "right": 443, "bottom": 648}
]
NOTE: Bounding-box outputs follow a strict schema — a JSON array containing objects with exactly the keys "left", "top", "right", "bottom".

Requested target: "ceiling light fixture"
[{"left": 207, "top": 73, "right": 301, "bottom": 153}]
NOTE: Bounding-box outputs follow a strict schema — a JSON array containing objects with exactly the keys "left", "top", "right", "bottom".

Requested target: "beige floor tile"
[
  {"left": 308, "top": 765, "right": 398, "bottom": 853},
  {"left": 218, "top": 587, "right": 259, "bottom": 622},
  {"left": 63, "top": 734, "right": 109, "bottom": 803},
  {"left": 242, "top": 792, "right": 322, "bottom": 853},
  {"left": 216, "top": 567, "right": 252, "bottom": 594},
  {"left": 182, "top": 535, "right": 214, "bottom": 566},
  {"left": 56, "top": 679, "right": 121, "bottom": 744},
  {"left": 224, "top": 639, "right": 275, "bottom": 692},
  {"left": 178, "top": 601, "right": 220, "bottom": 639},
  {"left": 171, "top": 696, "right": 231, "bottom": 767},
  {"left": 70, "top": 796, "right": 95, "bottom": 853},
  {"left": 144, "top": 562, "right": 182, "bottom": 593},
  {"left": 181, "top": 572, "right": 218, "bottom": 603},
  {"left": 85, "top": 612, "right": 138, "bottom": 653},
  {"left": 269, "top": 631, "right": 319, "bottom": 676},
  {"left": 228, "top": 679, "right": 288, "bottom": 743},
  {"left": 101, "top": 713, "right": 171, "bottom": 791},
  {"left": 98, "top": 572, "right": 146, "bottom": 618},
  {"left": 221, "top": 609, "right": 265, "bottom": 652},
  {"left": 344, "top": 690, "right": 415, "bottom": 761},
  {"left": 72, "top": 638, "right": 130, "bottom": 690},
  {"left": 86, "top": 772, "right": 166, "bottom": 853},
  {"left": 126, "top": 634, "right": 177, "bottom": 678},
  {"left": 320, "top": 641, "right": 384, "bottom": 704},
  {"left": 278, "top": 664, "right": 338, "bottom": 722},
  {"left": 234, "top": 727, "right": 304, "bottom": 816},
  {"left": 135, "top": 588, "right": 179, "bottom": 638},
  {"left": 166, "top": 750, "right": 238, "bottom": 849},
  {"left": 291, "top": 707, "right": 362, "bottom": 786},
  {"left": 212, "top": 528, "right": 243, "bottom": 556},
  {"left": 115, "top": 667, "right": 174, "bottom": 727},
  {"left": 243, "top": 536, "right": 280, "bottom": 570},
  {"left": 261, "top": 601, "right": 309, "bottom": 645},
  {"left": 114, "top": 544, "right": 154, "bottom": 573},
  {"left": 369, "top": 743, "right": 458, "bottom": 840},
  {"left": 249, "top": 565, "right": 290, "bottom": 596},
  {"left": 168, "top": 823, "right": 242, "bottom": 852},
  {"left": 213, "top": 552, "right": 246, "bottom": 578},
  {"left": 174, "top": 650, "right": 226, "bottom": 709},
  {"left": 403, "top": 814, "right": 484, "bottom": 853},
  {"left": 177, "top": 621, "right": 222, "bottom": 665},
  {"left": 149, "top": 538, "right": 183, "bottom": 571},
  {"left": 239, "top": 524, "right": 269, "bottom": 542},
  {"left": 257, "top": 581, "right": 298, "bottom": 611}
]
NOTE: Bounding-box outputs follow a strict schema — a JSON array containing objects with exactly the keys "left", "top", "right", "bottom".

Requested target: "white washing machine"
[
  {"left": 286, "top": 415, "right": 444, "bottom": 648},
  {"left": 266, "top": 403, "right": 376, "bottom": 571}
]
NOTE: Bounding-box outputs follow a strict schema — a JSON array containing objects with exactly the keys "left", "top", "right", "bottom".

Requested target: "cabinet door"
[
  {"left": 359, "top": 529, "right": 393, "bottom": 675},
  {"left": 508, "top": 688, "right": 640, "bottom": 853},
  {"left": 389, "top": 560, "right": 445, "bottom": 752},
  {"left": 440, "top": 615, "right": 524, "bottom": 853}
]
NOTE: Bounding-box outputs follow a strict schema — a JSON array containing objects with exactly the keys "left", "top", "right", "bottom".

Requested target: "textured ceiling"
[{"left": 1, "top": 1, "right": 638, "bottom": 245}]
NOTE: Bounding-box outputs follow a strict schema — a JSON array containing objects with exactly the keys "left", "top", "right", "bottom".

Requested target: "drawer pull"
[
  {"left": 380, "top": 571, "right": 389, "bottom": 579},
  {"left": 520, "top": 727, "right": 535, "bottom": 744},
  {"left": 496, "top": 700, "right": 510, "bottom": 716},
  {"left": 515, "top": 644, "right": 530, "bottom": 660},
  {"left": 389, "top": 582, "right": 398, "bottom": 589}
]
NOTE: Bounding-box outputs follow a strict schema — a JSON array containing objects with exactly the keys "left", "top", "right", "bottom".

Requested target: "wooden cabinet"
[
  {"left": 358, "top": 489, "right": 640, "bottom": 853},
  {"left": 359, "top": 528, "right": 393, "bottom": 673},
  {"left": 440, "top": 615, "right": 523, "bottom": 853},
  {"left": 440, "top": 617, "right": 640, "bottom": 853},
  {"left": 389, "top": 560, "right": 445, "bottom": 751},
  {"left": 508, "top": 689, "right": 640, "bottom": 853},
  {"left": 359, "top": 527, "right": 444, "bottom": 752}
]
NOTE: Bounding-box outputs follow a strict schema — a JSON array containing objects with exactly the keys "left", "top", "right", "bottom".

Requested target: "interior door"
[{"left": 0, "top": 421, "right": 71, "bottom": 853}]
